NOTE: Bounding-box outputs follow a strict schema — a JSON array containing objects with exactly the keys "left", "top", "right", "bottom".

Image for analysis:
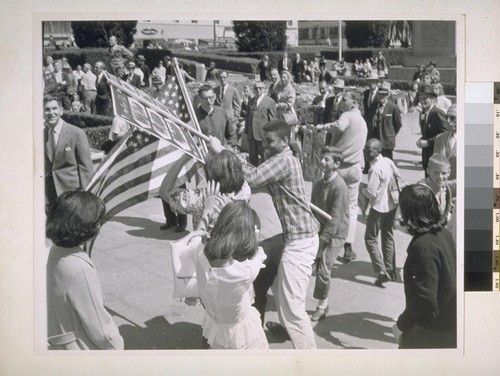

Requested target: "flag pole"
[
  {"left": 103, "top": 76, "right": 332, "bottom": 221},
  {"left": 171, "top": 57, "right": 208, "bottom": 155},
  {"left": 105, "top": 73, "right": 210, "bottom": 142}
]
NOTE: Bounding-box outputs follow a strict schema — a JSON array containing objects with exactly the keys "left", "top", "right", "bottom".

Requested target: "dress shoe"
[
  {"left": 160, "top": 222, "right": 175, "bottom": 230},
  {"left": 388, "top": 270, "right": 398, "bottom": 282},
  {"left": 311, "top": 306, "right": 329, "bottom": 322},
  {"left": 265, "top": 321, "right": 289, "bottom": 337},
  {"left": 374, "top": 272, "right": 390, "bottom": 287},
  {"left": 175, "top": 225, "right": 187, "bottom": 233}
]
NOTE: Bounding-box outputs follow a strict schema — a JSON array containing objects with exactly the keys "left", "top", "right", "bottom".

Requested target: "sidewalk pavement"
[{"left": 91, "top": 111, "right": 426, "bottom": 350}]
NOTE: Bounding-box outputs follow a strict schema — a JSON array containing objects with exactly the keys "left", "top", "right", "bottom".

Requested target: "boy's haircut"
[
  {"left": 204, "top": 150, "right": 244, "bottom": 194},
  {"left": 44, "top": 95, "right": 62, "bottom": 107},
  {"left": 321, "top": 146, "right": 344, "bottom": 164},
  {"left": 198, "top": 84, "right": 214, "bottom": 96},
  {"left": 204, "top": 201, "right": 260, "bottom": 262},
  {"left": 46, "top": 190, "right": 106, "bottom": 248},
  {"left": 399, "top": 184, "right": 444, "bottom": 235},
  {"left": 262, "top": 119, "right": 290, "bottom": 142},
  {"left": 427, "top": 153, "right": 451, "bottom": 170}
]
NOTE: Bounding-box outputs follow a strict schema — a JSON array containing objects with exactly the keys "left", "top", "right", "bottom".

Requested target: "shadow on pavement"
[
  {"left": 313, "top": 311, "right": 398, "bottom": 349},
  {"left": 333, "top": 260, "right": 402, "bottom": 286},
  {"left": 119, "top": 315, "right": 203, "bottom": 350},
  {"left": 110, "top": 216, "right": 188, "bottom": 241},
  {"left": 395, "top": 149, "right": 421, "bottom": 157}
]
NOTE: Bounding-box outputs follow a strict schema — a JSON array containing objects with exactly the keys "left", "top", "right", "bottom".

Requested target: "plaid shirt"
[{"left": 244, "top": 147, "right": 319, "bottom": 240}]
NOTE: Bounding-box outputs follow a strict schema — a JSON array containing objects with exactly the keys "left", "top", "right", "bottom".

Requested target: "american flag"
[{"left": 86, "top": 72, "right": 202, "bottom": 224}]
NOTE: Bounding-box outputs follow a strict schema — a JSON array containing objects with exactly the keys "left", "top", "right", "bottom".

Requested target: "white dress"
[{"left": 193, "top": 247, "right": 268, "bottom": 349}]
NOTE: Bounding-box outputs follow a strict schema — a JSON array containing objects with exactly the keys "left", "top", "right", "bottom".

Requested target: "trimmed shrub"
[
  {"left": 321, "top": 48, "right": 412, "bottom": 66},
  {"left": 84, "top": 125, "right": 112, "bottom": 150},
  {"left": 62, "top": 111, "right": 114, "bottom": 129},
  {"left": 172, "top": 51, "right": 259, "bottom": 74}
]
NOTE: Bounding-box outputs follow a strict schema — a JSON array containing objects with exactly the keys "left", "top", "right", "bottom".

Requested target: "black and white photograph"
[
  {"left": 2, "top": 0, "right": 500, "bottom": 374},
  {"left": 39, "top": 17, "right": 461, "bottom": 351}
]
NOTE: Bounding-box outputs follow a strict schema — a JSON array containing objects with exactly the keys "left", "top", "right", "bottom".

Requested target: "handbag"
[
  {"left": 169, "top": 231, "right": 203, "bottom": 299},
  {"left": 282, "top": 111, "right": 298, "bottom": 126}
]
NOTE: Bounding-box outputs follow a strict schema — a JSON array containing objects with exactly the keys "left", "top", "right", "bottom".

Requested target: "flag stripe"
[
  {"left": 98, "top": 148, "right": 191, "bottom": 205},
  {"left": 95, "top": 141, "right": 181, "bottom": 198}
]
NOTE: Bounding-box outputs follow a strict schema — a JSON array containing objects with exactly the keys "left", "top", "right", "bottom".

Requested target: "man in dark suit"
[
  {"left": 94, "top": 61, "right": 112, "bottom": 116},
  {"left": 371, "top": 82, "right": 402, "bottom": 160},
  {"left": 245, "top": 82, "right": 278, "bottom": 166},
  {"left": 125, "top": 61, "right": 142, "bottom": 89},
  {"left": 214, "top": 70, "right": 241, "bottom": 138},
  {"left": 323, "top": 79, "right": 345, "bottom": 124},
  {"left": 317, "top": 62, "right": 334, "bottom": 85},
  {"left": 277, "top": 52, "right": 291, "bottom": 74},
  {"left": 362, "top": 74, "right": 380, "bottom": 173},
  {"left": 291, "top": 53, "right": 306, "bottom": 84},
  {"left": 258, "top": 55, "right": 271, "bottom": 82},
  {"left": 416, "top": 84, "right": 448, "bottom": 174},
  {"left": 44, "top": 96, "right": 93, "bottom": 211}
]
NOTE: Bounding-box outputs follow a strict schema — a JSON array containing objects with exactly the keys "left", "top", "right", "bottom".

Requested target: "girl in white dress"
[{"left": 193, "top": 200, "right": 269, "bottom": 349}]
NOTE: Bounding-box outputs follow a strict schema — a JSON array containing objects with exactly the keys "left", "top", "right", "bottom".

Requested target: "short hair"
[
  {"left": 263, "top": 119, "right": 290, "bottom": 142},
  {"left": 204, "top": 150, "right": 244, "bottom": 194},
  {"left": 427, "top": 153, "right": 451, "bottom": 171},
  {"left": 198, "top": 84, "right": 214, "bottom": 96},
  {"left": 44, "top": 95, "right": 62, "bottom": 107},
  {"left": 204, "top": 200, "right": 260, "bottom": 262},
  {"left": 399, "top": 184, "right": 444, "bottom": 235},
  {"left": 46, "top": 191, "right": 106, "bottom": 248},
  {"left": 321, "top": 146, "right": 343, "bottom": 164},
  {"left": 219, "top": 70, "right": 228, "bottom": 77},
  {"left": 270, "top": 68, "right": 279, "bottom": 74},
  {"left": 83, "top": 63, "right": 92, "bottom": 70},
  {"left": 95, "top": 61, "right": 106, "bottom": 70}
]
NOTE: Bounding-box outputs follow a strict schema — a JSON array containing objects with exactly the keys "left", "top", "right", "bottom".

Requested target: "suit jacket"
[
  {"left": 195, "top": 106, "right": 236, "bottom": 146},
  {"left": 278, "top": 58, "right": 292, "bottom": 74},
  {"left": 372, "top": 101, "right": 402, "bottom": 150},
  {"left": 44, "top": 121, "right": 93, "bottom": 206},
  {"left": 214, "top": 85, "right": 241, "bottom": 124},
  {"left": 291, "top": 59, "right": 306, "bottom": 83},
  {"left": 95, "top": 74, "right": 111, "bottom": 116},
  {"left": 363, "top": 88, "right": 380, "bottom": 134},
  {"left": 323, "top": 94, "right": 343, "bottom": 123},
  {"left": 246, "top": 95, "right": 277, "bottom": 141},
  {"left": 419, "top": 105, "right": 448, "bottom": 170},
  {"left": 258, "top": 60, "right": 271, "bottom": 81},
  {"left": 126, "top": 73, "right": 142, "bottom": 89},
  {"left": 47, "top": 245, "right": 124, "bottom": 350}
]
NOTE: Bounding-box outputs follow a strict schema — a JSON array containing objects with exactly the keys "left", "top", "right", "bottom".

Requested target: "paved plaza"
[{"left": 88, "top": 111, "right": 427, "bottom": 350}]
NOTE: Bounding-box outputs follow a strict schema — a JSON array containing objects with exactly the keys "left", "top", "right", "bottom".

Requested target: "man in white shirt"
[
  {"left": 362, "top": 138, "right": 400, "bottom": 287},
  {"left": 80, "top": 63, "right": 97, "bottom": 113}
]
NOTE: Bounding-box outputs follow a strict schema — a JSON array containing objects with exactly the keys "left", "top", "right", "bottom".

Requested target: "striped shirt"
[{"left": 244, "top": 147, "right": 319, "bottom": 240}]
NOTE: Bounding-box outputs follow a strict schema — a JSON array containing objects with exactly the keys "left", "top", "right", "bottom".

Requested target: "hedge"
[
  {"left": 61, "top": 111, "right": 113, "bottom": 150},
  {"left": 321, "top": 48, "right": 412, "bottom": 66},
  {"left": 172, "top": 50, "right": 259, "bottom": 74},
  {"left": 84, "top": 125, "right": 112, "bottom": 150},
  {"left": 46, "top": 47, "right": 172, "bottom": 70},
  {"left": 62, "top": 111, "right": 114, "bottom": 129}
]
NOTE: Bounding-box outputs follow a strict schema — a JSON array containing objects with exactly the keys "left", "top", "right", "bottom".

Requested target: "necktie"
[
  {"left": 221, "top": 86, "right": 225, "bottom": 101},
  {"left": 47, "top": 129, "right": 56, "bottom": 161}
]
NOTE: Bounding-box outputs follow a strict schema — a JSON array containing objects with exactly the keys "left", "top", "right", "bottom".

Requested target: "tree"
[
  {"left": 232, "top": 21, "right": 287, "bottom": 52},
  {"left": 388, "top": 21, "right": 412, "bottom": 48},
  {"left": 344, "top": 21, "right": 390, "bottom": 48},
  {"left": 71, "top": 21, "right": 137, "bottom": 48}
]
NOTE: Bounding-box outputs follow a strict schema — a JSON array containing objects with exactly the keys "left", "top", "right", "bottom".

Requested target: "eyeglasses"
[
  {"left": 447, "top": 116, "right": 456, "bottom": 121},
  {"left": 200, "top": 95, "right": 216, "bottom": 101}
]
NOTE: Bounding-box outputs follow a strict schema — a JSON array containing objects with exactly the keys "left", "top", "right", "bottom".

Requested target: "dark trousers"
[
  {"left": 381, "top": 149, "right": 393, "bottom": 160},
  {"left": 313, "top": 237, "right": 344, "bottom": 300},
  {"left": 248, "top": 138, "right": 265, "bottom": 167},
  {"left": 253, "top": 234, "right": 285, "bottom": 324},
  {"left": 364, "top": 208, "right": 397, "bottom": 275},
  {"left": 161, "top": 194, "right": 187, "bottom": 227}
]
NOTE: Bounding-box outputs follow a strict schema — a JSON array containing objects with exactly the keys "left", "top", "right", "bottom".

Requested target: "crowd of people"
[{"left": 44, "top": 38, "right": 457, "bottom": 350}]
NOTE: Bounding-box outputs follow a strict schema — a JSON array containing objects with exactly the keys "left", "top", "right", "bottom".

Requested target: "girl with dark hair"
[
  {"left": 166, "top": 150, "right": 250, "bottom": 231},
  {"left": 393, "top": 184, "right": 456, "bottom": 349},
  {"left": 193, "top": 200, "right": 269, "bottom": 349},
  {"left": 46, "top": 191, "right": 124, "bottom": 350}
]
